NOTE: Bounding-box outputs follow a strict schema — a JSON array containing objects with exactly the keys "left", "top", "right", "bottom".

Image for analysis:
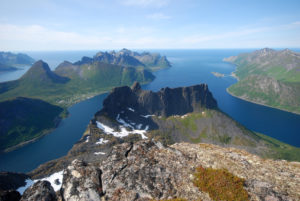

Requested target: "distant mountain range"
[
  {"left": 0, "top": 52, "right": 35, "bottom": 71},
  {"left": 74, "top": 48, "right": 171, "bottom": 71},
  {"left": 0, "top": 49, "right": 170, "bottom": 152},
  {"left": 224, "top": 48, "right": 300, "bottom": 114}
]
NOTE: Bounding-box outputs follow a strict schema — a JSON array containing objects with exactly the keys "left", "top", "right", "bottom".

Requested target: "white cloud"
[
  {"left": 147, "top": 13, "right": 171, "bottom": 20},
  {"left": 121, "top": 0, "right": 169, "bottom": 7}
]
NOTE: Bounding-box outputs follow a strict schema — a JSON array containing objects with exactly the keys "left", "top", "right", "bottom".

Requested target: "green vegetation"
[
  {"left": 193, "top": 166, "right": 249, "bottom": 201},
  {"left": 0, "top": 49, "right": 166, "bottom": 151},
  {"left": 0, "top": 97, "right": 64, "bottom": 151},
  {"left": 150, "top": 110, "right": 300, "bottom": 162},
  {"left": 256, "top": 133, "right": 300, "bottom": 161},
  {"left": 0, "top": 60, "right": 154, "bottom": 107},
  {"left": 225, "top": 48, "right": 300, "bottom": 114}
]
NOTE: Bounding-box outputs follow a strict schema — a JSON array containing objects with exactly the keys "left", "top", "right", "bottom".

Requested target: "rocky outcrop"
[
  {"left": 18, "top": 140, "right": 300, "bottom": 201},
  {"left": 20, "top": 181, "right": 56, "bottom": 201},
  {"left": 93, "top": 82, "right": 217, "bottom": 131},
  {"left": 60, "top": 160, "right": 103, "bottom": 201}
]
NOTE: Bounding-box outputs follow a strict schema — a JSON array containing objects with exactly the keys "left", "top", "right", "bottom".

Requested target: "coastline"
[
  {"left": 0, "top": 78, "right": 155, "bottom": 154},
  {"left": 226, "top": 87, "right": 300, "bottom": 116}
]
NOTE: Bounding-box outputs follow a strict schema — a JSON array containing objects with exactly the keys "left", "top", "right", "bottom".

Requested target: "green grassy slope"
[
  {"left": 149, "top": 110, "right": 300, "bottom": 162},
  {"left": 0, "top": 97, "right": 64, "bottom": 151},
  {"left": 0, "top": 61, "right": 155, "bottom": 107},
  {"left": 225, "top": 48, "right": 300, "bottom": 114}
]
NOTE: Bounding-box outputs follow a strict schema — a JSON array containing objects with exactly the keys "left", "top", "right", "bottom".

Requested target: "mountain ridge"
[{"left": 224, "top": 48, "right": 300, "bottom": 114}]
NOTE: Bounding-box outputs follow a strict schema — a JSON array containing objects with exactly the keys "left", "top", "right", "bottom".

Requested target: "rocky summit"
[
  {"left": 5, "top": 140, "right": 300, "bottom": 201},
  {"left": 93, "top": 81, "right": 217, "bottom": 131}
]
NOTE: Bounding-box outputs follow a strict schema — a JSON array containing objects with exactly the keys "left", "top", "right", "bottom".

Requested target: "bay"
[{"left": 0, "top": 49, "right": 299, "bottom": 173}]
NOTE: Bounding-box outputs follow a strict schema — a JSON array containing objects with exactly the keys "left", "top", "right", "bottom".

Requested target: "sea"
[{"left": 1, "top": 49, "right": 300, "bottom": 172}]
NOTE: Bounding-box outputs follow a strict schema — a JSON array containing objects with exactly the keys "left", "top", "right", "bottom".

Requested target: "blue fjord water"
[{"left": 0, "top": 49, "right": 300, "bottom": 172}]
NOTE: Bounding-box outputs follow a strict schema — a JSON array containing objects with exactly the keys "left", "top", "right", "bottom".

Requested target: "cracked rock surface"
[{"left": 14, "top": 140, "right": 300, "bottom": 201}]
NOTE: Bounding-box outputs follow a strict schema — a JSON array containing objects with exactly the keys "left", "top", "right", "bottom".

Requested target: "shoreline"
[
  {"left": 226, "top": 87, "right": 300, "bottom": 116},
  {"left": 0, "top": 79, "right": 154, "bottom": 154}
]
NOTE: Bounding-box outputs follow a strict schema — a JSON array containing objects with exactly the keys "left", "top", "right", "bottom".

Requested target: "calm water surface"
[{"left": 0, "top": 49, "right": 299, "bottom": 172}]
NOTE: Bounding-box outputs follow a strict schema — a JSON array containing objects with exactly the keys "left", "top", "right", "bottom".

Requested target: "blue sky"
[{"left": 0, "top": 0, "right": 300, "bottom": 50}]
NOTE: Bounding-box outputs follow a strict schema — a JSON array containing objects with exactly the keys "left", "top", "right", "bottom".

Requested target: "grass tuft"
[{"left": 193, "top": 166, "right": 249, "bottom": 201}]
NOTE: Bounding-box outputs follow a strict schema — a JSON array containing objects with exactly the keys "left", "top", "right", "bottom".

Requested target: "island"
[
  {"left": 0, "top": 51, "right": 35, "bottom": 71},
  {"left": 224, "top": 48, "right": 300, "bottom": 114},
  {"left": 0, "top": 49, "right": 171, "bottom": 152}
]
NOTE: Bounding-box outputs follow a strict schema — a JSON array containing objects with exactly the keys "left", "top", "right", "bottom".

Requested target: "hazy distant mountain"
[
  {"left": 74, "top": 48, "right": 171, "bottom": 71},
  {"left": 224, "top": 48, "right": 300, "bottom": 114},
  {"left": 0, "top": 63, "right": 17, "bottom": 71},
  {"left": 0, "top": 51, "right": 35, "bottom": 67}
]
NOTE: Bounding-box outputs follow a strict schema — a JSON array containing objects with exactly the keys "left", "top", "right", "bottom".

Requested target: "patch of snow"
[
  {"left": 96, "top": 121, "right": 148, "bottom": 139},
  {"left": 96, "top": 121, "right": 115, "bottom": 134},
  {"left": 140, "top": 114, "right": 154, "bottom": 118},
  {"left": 127, "top": 107, "right": 135, "bottom": 112},
  {"left": 94, "top": 152, "right": 106, "bottom": 155},
  {"left": 85, "top": 136, "right": 90, "bottom": 143},
  {"left": 136, "top": 124, "right": 142, "bottom": 129},
  {"left": 17, "top": 171, "right": 64, "bottom": 195},
  {"left": 95, "top": 138, "right": 109, "bottom": 145},
  {"left": 17, "top": 179, "right": 34, "bottom": 195},
  {"left": 181, "top": 114, "right": 188, "bottom": 119},
  {"left": 39, "top": 171, "right": 64, "bottom": 192},
  {"left": 116, "top": 117, "right": 134, "bottom": 129},
  {"left": 145, "top": 125, "right": 149, "bottom": 131}
]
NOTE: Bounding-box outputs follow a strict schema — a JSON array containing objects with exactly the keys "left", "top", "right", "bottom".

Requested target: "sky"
[{"left": 0, "top": 0, "right": 300, "bottom": 51}]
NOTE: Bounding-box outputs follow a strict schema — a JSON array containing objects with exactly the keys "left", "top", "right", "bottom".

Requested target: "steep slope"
[
  {"left": 0, "top": 61, "right": 70, "bottom": 104},
  {"left": 86, "top": 82, "right": 300, "bottom": 161},
  {"left": 224, "top": 48, "right": 300, "bottom": 113},
  {"left": 0, "top": 97, "right": 64, "bottom": 152},
  {"left": 0, "top": 60, "right": 155, "bottom": 107}
]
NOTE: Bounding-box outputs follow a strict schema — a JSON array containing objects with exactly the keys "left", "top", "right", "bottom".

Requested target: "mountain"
[
  {"left": 0, "top": 52, "right": 35, "bottom": 68},
  {"left": 88, "top": 82, "right": 299, "bottom": 160},
  {"left": 0, "top": 59, "right": 155, "bottom": 107},
  {"left": 0, "top": 54, "right": 156, "bottom": 150},
  {"left": 0, "top": 97, "right": 64, "bottom": 152},
  {"left": 2, "top": 83, "right": 300, "bottom": 201},
  {"left": 73, "top": 48, "right": 171, "bottom": 71},
  {"left": 0, "top": 63, "right": 17, "bottom": 71},
  {"left": 224, "top": 48, "right": 300, "bottom": 114}
]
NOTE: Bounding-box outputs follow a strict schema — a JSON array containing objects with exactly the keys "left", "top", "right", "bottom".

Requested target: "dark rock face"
[
  {"left": 93, "top": 82, "right": 217, "bottom": 131},
  {"left": 0, "top": 172, "right": 29, "bottom": 191},
  {"left": 60, "top": 160, "right": 103, "bottom": 201},
  {"left": 20, "top": 181, "right": 56, "bottom": 201},
  {"left": 0, "top": 190, "right": 21, "bottom": 201},
  {"left": 101, "top": 82, "right": 217, "bottom": 117}
]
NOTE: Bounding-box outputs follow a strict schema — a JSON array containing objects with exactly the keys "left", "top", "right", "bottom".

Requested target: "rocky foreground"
[{"left": 3, "top": 140, "right": 299, "bottom": 201}]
